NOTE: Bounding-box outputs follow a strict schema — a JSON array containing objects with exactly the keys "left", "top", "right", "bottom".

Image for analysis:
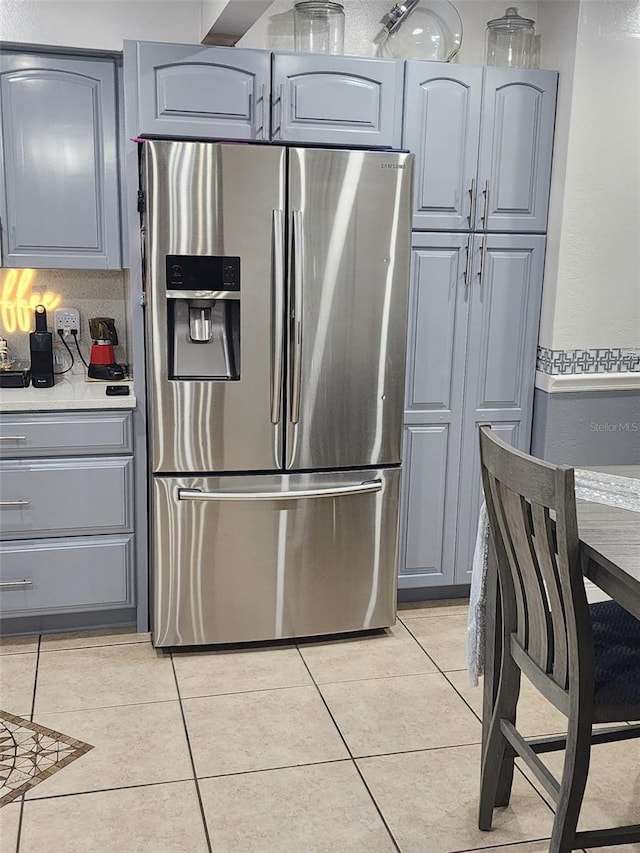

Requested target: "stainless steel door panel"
[
  {"left": 152, "top": 467, "right": 400, "bottom": 645},
  {"left": 145, "top": 141, "right": 286, "bottom": 473},
  {"left": 286, "top": 148, "right": 413, "bottom": 471}
]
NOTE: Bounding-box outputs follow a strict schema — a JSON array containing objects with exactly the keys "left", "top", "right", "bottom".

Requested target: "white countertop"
[{"left": 0, "top": 375, "right": 136, "bottom": 412}]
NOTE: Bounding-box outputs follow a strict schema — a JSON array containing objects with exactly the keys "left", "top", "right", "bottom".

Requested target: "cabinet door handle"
[
  {"left": 0, "top": 579, "right": 33, "bottom": 589},
  {"left": 277, "top": 84, "right": 286, "bottom": 139},
  {"left": 0, "top": 436, "right": 27, "bottom": 441},
  {"left": 467, "top": 178, "right": 476, "bottom": 227},
  {"left": 481, "top": 179, "right": 490, "bottom": 227},
  {"left": 0, "top": 500, "right": 30, "bottom": 508},
  {"left": 261, "top": 83, "right": 268, "bottom": 139},
  {"left": 464, "top": 235, "right": 473, "bottom": 291},
  {"left": 478, "top": 237, "right": 488, "bottom": 288}
]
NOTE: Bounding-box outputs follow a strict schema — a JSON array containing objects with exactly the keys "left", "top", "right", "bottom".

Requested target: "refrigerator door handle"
[
  {"left": 271, "top": 209, "right": 285, "bottom": 426},
  {"left": 178, "top": 480, "right": 382, "bottom": 502},
  {"left": 290, "top": 209, "right": 303, "bottom": 425}
]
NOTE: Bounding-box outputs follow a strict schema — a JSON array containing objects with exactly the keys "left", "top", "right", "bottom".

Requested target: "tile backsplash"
[{"left": 0, "top": 269, "right": 129, "bottom": 376}]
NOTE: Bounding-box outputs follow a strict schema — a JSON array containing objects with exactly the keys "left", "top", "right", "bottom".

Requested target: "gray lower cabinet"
[
  {"left": 0, "top": 411, "right": 136, "bottom": 632},
  {"left": 403, "top": 62, "right": 557, "bottom": 233},
  {"left": 399, "top": 233, "right": 545, "bottom": 589},
  {"left": 399, "top": 234, "right": 468, "bottom": 588},
  {"left": 0, "top": 52, "right": 121, "bottom": 269},
  {"left": 132, "top": 41, "right": 271, "bottom": 140},
  {"left": 272, "top": 53, "right": 403, "bottom": 148}
]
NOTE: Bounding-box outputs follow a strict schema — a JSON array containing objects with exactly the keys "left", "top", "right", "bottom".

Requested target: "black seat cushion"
[{"left": 591, "top": 600, "right": 640, "bottom": 707}]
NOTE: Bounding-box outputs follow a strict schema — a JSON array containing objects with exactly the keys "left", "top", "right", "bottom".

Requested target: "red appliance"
[{"left": 88, "top": 317, "right": 125, "bottom": 380}]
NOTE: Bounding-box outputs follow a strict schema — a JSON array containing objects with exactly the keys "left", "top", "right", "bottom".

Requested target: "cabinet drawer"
[
  {"left": 0, "top": 535, "right": 134, "bottom": 616},
  {"left": 0, "top": 412, "right": 133, "bottom": 458},
  {"left": 0, "top": 457, "right": 133, "bottom": 539}
]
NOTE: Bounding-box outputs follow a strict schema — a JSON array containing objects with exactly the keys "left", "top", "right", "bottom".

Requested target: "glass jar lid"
[
  {"left": 487, "top": 7, "right": 535, "bottom": 32},
  {"left": 294, "top": 1, "right": 344, "bottom": 11}
]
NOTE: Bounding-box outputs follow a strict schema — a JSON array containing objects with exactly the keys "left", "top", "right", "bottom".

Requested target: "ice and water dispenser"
[{"left": 166, "top": 255, "right": 240, "bottom": 380}]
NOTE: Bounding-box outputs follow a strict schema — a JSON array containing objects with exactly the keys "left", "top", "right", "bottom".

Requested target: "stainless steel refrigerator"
[{"left": 143, "top": 140, "right": 413, "bottom": 646}]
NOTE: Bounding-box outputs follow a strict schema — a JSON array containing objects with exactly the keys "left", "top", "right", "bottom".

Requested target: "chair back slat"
[
  {"left": 532, "top": 503, "right": 569, "bottom": 689},
  {"left": 498, "top": 482, "right": 552, "bottom": 672},
  {"left": 479, "top": 425, "right": 592, "bottom": 703},
  {"left": 487, "top": 473, "right": 528, "bottom": 648}
]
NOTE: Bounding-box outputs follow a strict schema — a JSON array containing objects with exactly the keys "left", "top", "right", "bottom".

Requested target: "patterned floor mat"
[{"left": 0, "top": 710, "right": 93, "bottom": 806}]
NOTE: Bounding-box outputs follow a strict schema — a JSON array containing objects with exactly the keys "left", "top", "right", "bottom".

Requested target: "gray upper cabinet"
[
  {"left": 0, "top": 53, "right": 121, "bottom": 269},
  {"left": 134, "top": 41, "right": 270, "bottom": 140},
  {"left": 272, "top": 53, "right": 403, "bottom": 148},
  {"left": 476, "top": 68, "right": 557, "bottom": 232},
  {"left": 403, "top": 64, "right": 557, "bottom": 233},
  {"left": 403, "top": 63, "right": 482, "bottom": 231}
]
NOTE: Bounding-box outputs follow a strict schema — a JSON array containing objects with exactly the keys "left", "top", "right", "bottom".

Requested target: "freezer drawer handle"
[
  {"left": 0, "top": 500, "right": 30, "bottom": 508},
  {"left": 0, "top": 435, "right": 27, "bottom": 441},
  {"left": 0, "top": 579, "right": 33, "bottom": 589},
  {"left": 178, "top": 480, "right": 382, "bottom": 502}
]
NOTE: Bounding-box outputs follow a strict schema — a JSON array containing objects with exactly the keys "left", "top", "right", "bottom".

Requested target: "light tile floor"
[{"left": 0, "top": 602, "right": 638, "bottom": 852}]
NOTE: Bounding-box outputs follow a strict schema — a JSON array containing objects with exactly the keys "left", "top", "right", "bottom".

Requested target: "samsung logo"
[{"left": 380, "top": 163, "right": 406, "bottom": 170}]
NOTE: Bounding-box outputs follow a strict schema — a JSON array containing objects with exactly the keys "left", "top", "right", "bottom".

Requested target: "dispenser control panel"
[{"left": 166, "top": 255, "right": 240, "bottom": 292}]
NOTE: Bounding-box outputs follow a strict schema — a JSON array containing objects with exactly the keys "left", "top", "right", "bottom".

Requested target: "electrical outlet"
[{"left": 54, "top": 308, "right": 80, "bottom": 340}]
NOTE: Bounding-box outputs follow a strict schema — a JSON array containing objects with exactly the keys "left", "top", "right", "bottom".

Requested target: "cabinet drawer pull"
[
  {"left": 0, "top": 435, "right": 27, "bottom": 441},
  {"left": 0, "top": 500, "right": 30, "bottom": 508},
  {"left": 0, "top": 579, "right": 33, "bottom": 589}
]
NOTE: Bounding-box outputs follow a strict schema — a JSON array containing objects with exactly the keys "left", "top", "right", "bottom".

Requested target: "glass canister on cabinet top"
[
  {"left": 294, "top": 1, "right": 345, "bottom": 55},
  {"left": 485, "top": 7, "right": 537, "bottom": 69}
]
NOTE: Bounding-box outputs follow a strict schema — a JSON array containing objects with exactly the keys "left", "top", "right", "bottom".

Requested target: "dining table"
[{"left": 482, "top": 464, "right": 640, "bottom": 747}]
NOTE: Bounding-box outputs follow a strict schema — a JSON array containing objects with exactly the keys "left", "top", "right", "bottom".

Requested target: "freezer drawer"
[{"left": 152, "top": 468, "right": 400, "bottom": 646}]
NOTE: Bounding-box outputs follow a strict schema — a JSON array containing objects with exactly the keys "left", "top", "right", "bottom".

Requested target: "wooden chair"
[{"left": 478, "top": 424, "right": 640, "bottom": 852}]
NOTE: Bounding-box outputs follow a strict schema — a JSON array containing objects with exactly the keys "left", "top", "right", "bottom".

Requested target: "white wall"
[
  {"left": 238, "top": 0, "right": 540, "bottom": 65},
  {"left": 538, "top": 0, "right": 640, "bottom": 351},
  {"left": 0, "top": 0, "right": 203, "bottom": 51}
]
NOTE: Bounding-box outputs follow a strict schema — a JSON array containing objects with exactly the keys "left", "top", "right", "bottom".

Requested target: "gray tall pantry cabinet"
[{"left": 399, "top": 61, "right": 557, "bottom": 592}]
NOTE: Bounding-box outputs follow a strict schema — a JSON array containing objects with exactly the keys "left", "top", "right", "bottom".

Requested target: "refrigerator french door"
[{"left": 144, "top": 140, "right": 413, "bottom": 646}]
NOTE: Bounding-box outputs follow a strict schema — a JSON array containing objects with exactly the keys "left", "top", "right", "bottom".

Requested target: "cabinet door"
[
  {"left": 136, "top": 42, "right": 270, "bottom": 140},
  {"left": 454, "top": 233, "right": 545, "bottom": 583},
  {"left": 476, "top": 68, "right": 557, "bottom": 232},
  {"left": 403, "top": 63, "right": 482, "bottom": 231},
  {"left": 272, "top": 53, "right": 403, "bottom": 147},
  {"left": 0, "top": 53, "right": 121, "bottom": 269},
  {"left": 399, "top": 235, "right": 469, "bottom": 588}
]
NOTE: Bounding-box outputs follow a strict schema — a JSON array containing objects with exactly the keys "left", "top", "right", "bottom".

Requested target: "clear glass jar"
[
  {"left": 485, "top": 7, "right": 536, "bottom": 69},
  {"left": 294, "top": 1, "right": 345, "bottom": 55}
]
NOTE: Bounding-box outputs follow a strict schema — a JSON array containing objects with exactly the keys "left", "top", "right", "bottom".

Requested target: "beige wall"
[{"left": 538, "top": 0, "right": 640, "bottom": 351}]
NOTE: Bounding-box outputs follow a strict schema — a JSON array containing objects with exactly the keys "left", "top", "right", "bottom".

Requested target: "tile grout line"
[
  {"left": 169, "top": 652, "right": 213, "bottom": 853},
  {"left": 15, "top": 633, "right": 41, "bottom": 853},
  {"left": 294, "top": 644, "right": 403, "bottom": 853},
  {"left": 401, "top": 620, "right": 558, "bottom": 817}
]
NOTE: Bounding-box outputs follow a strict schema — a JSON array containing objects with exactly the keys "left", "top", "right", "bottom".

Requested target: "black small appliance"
[{"left": 29, "top": 305, "right": 54, "bottom": 388}]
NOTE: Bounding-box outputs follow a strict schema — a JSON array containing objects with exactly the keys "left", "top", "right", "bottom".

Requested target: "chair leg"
[
  {"left": 548, "top": 715, "right": 592, "bottom": 853},
  {"left": 479, "top": 654, "right": 521, "bottom": 830}
]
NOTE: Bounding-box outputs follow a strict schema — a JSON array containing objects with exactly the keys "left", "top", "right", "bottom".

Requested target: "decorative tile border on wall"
[
  {"left": 0, "top": 710, "right": 93, "bottom": 806},
  {"left": 537, "top": 346, "right": 640, "bottom": 375}
]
